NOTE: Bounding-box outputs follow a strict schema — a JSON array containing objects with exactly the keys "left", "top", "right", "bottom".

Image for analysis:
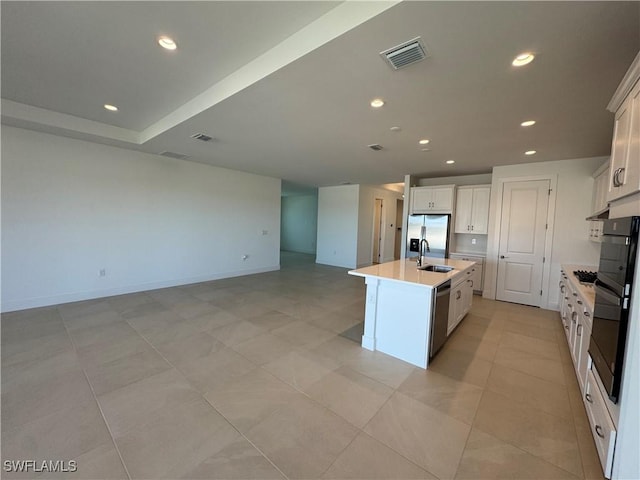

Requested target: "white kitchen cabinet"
[
  {"left": 454, "top": 185, "right": 491, "bottom": 234},
  {"left": 411, "top": 185, "right": 455, "bottom": 214},
  {"left": 607, "top": 61, "right": 640, "bottom": 202},
  {"left": 448, "top": 266, "right": 473, "bottom": 335},
  {"left": 449, "top": 253, "right": 484, "bottom": 293},
  {"left": 585, "top": 370, "right": 617, "bottom": 478},
  {"left": 592, "top": 165, "right": 610, "bottom": 214}
]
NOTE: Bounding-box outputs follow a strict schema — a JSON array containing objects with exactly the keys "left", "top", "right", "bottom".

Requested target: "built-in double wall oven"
[{"left": 589, "top": 216, "right": 639, "bottom": 403}]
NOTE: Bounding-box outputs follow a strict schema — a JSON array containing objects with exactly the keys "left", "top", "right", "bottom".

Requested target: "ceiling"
[{"left": 2, "top": 1, "right": 639, "bottom": 188}]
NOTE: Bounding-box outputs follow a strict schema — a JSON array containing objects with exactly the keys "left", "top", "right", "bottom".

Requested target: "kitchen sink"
[{"left": 417, "top": 264, "right": 455, "bottom": 273}]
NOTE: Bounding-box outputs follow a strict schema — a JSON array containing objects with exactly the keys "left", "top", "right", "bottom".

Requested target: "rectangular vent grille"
[
  {"left": 380, "top": 37, "right": 427, "bottom": 70},
  {"left": 190, "top": 133, "right": 213, "bottom": 142},
  {"left": 159, "top": 151, "right": 190, "bottom": 160},
  {"left": 368, "top": 144, "right": 383, "bottom": 151}
]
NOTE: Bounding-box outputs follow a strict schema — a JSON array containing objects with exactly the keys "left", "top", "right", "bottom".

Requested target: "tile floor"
[{"left": 1, "top": 252, "right": 604, "bottom": 479}]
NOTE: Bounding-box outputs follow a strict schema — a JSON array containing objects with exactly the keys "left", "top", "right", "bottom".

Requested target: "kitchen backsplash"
[{"left": 453, "top": 233, "right": 488, "bottom": 254}]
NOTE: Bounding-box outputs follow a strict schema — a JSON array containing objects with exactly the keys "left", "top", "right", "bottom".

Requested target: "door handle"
[{"left": 500, "top": 255, "right": 508, "bottom": 259}]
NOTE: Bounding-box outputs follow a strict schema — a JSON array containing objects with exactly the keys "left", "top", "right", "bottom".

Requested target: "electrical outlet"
[
  {"left": 99, "top": 269, "right": 106, "bottom": 277},
  {"left": 242, "top": 254, "right": 249, "bottom": 260},
  {"left": 471, "top": 238, "right": 477, "bottom": 245}
]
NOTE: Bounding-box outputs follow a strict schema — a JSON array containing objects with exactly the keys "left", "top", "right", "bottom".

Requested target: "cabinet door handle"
[
  {"left": 584, "top": 311, "right": 591, "bottom": 317},
  {"left": 565, "top": 325, "right": 569, "bottom": 330},
  {"left": 468, "top": 280, "right": 474, "bottom": 288},
  {"left": 577, "top": 300, "right": 583, "bottom": 305},
  {"left": 595, "top": 425, "right": 605, "bottom": 438},
  {"left": 471, "top": 225, "right": 474, "bottom": 231},
  {"left": 585, "top": 393, "right": 593, "bottom": 404},
  {"left": 571, "top": 311, "right": 577, "bottom": 323},
  {"left": 613, "top": 168, "right": 625, "bottom": 187},
  {"left": 456, "top": 290, "right": 461, "bottom": 300},
  {"left": 577, "top": 324, "right": 582, "bottom": 336}
]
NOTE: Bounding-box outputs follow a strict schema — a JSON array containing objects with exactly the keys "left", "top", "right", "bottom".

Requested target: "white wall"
[
  {"left": 484, "top": 156, "right": 606, "bottom": 310},
  {"left": 316, "top": 185, "right": 359, "bottom": 268},
  {"left": 357, "top": 185, "right": 404, "bottom": 267},
  {"left": 280, "top": 193, "right": 317, "bottom": 254},
  {"left": 1, "top": 126, "right": 281, "bottom": 312}
]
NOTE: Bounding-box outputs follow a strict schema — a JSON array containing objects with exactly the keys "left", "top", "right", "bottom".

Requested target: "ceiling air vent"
[
  {"left": 190, "top": 133, "right": 213, "bottom": 142},
  {"left": 380, "top": 37, "right": 427, "bottom": 70},
  {"left": 368, "top": 144, "right": 383, "bottom": 151},
  {"left": 159, "top": 151, "right": 190, "bottom": 160}
]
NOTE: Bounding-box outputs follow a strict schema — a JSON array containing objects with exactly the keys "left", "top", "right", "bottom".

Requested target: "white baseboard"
[{"left": 1, "top": 265, "right": 280, "bottom": 313}]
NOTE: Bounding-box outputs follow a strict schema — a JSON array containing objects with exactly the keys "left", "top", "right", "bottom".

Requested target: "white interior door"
[{"left": 496, "top": 180, "right": 550, "bottom": 306}]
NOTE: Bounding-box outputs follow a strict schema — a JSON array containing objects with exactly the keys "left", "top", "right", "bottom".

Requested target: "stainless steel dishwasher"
[{"left": 429, "top": 280, "right": 451, "bottom": 359}]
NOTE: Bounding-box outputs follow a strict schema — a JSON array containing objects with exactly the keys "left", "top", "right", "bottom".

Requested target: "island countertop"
[{"left": 348, "top": 258, "right": 476, "bottom": 288}]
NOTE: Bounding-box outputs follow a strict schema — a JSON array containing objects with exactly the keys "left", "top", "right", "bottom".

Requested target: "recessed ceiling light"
[
  {"left": 419, "top": 139, "right": 430, "bottom": 145},
  {"left": 521, "top": 120, "right": 536, "bottom": 127},
  {"left": 421, "top": 148, "right": 431, "bottom": 152},
  {"left": 525, "top": 150, "right": 537, "bottom": 155},
  {"left": 390, "top": 126, "right": 401, "bottom": 132},
  {"left": 104, "top": 104, "right": 118, "bottom": 111},
  {"left": 446, "top": 160, "right": 455, "bottom": 164},
  {"left": 370, "top": 98, "right": 385, "bottom": 108},
  {"left": 158, "top": 36, "right": 177, "bottom": 51},
  {"left": 512, "top": 52, "right": 535, "bottom": 67}
]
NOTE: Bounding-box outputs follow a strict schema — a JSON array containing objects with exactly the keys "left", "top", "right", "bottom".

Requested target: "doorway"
[
  {"left": 394, "top": 199, "right": 404, "bottom": 260},
  {"left": 496, "top": 179, "right": 550, "bottom": 307},
  {"left": 372, "top": 198, "right": 383, "bottom": 264}
]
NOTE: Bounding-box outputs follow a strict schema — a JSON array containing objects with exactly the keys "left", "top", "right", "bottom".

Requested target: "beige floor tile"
[
  {"left": 2, "top": 307, "right": 65, "bottom": 343},
  {"left": 262, "top": 349, "right": 339, "bottom": 390},
  {"left": 494, "top": 343, "right": 566, "bottom": 385},
  {"left": 304, "top": 366, "right": 394, "bottom": 428},
  {"left": 2, "top": 349, "right": 82, "bottom": 392},
  {"left": 2, "top": 397, "right": 112, "bottom": 467},
  {"left": 84, "top": 347, "right": 172, "bottom": 395},
  {"left": 223, "top": 301, "right": 275, "bottom": 319},
  {"left": 307, "top": 309, "right": 363, "bottom": 334},
  {"left": 97, "top": 368, "right": 201, "bottom": 437},
  {"left": 309, "top": 335, "right": 375, "bottom": 366},
  {"left": 118, "top": 300, "right": 168, "bottom": 320},
  {"left": 231, "top": 332, "right": 297, "bottom": 365},
  {"left": 271, "top": 320, "right": 336, "bottom": 347},
  {"left": 204, "top": 368, "right": 301, "bottom": 432},
  {"left": 1, "top": 330, "right": 74, "bottom": 367},
  {"left": 171, "top": 299, "right": 221, "bottom": 319},
  {"left": 345, "top": 350, "right": 417, "bottom": 389},
  {"left": 398, "top": 369, "right": 483, "bottom": 425},
  {"left": 500, "top": 331, "right": 562, "bottom": 362},
  {"left": 485, "top": 364, "right": 572, "bottom": 419},
  {"left": 154, "top": 330, "right": 225, "bottom": 366},
  {"left": 211, "top": 319, "right": 267, "bottom": 346},
  {"left": 63, "top": 310, "right": 124, "bottom": 332},
  {"left": 274, "top": 301, "right": 328, "bottom": 320},
  {"left": 186, "top": 309, "right": 243, "bottom": 332},
  {"left": 2, "top": 367, "right": 95, "bottom": 432},
  {"left": 177, "top": 346, "right": 257, "bottom": 392},
  {"left": 323, "top": 432, "right": 436, "bottom": 479},
  {"left": 68, "top": 442, "right": 129, "bottom": 480},
  {"left": 444, "top": 329, "right": 500, "bottom": 362},
  {"left": 364, "top": 392, "right": 471, "bottom": 479},
  {"left": 69, "top": 321, "right": 142, "bottom": 349},
  {"left": 57, "top": 299, "right": 114, "bottom": 321},
  {"left": 107, "top": 291, "right": 154, "bottom": 311},
  {"left": 245, "top": 396, "right": 359, "bottom": 479},
  {"left": 427, "top": 346, "right": 493, "bottom": 388},
  {"left": 246, "top": 310, "right": 298, "bottom": 331},
  {"left": 455, "top": 428, "right": 580, "bottom": 479},
  {"left": 114, "top": 397, "right": 243, "bottom": 479},
  {"left": 473, "top": 390, "right": 583, "bottom": 476},
  {"left": 181, "top": 438, "right": 285, "bottom": 479}
]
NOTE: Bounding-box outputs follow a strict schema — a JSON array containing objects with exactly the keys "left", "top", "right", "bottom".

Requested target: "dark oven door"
[
  {"left": 596, "top": 233, "right": 631, "bottom": 296},
  {"left": 589, "top": 279, "right": 623, "bottom": 401}
]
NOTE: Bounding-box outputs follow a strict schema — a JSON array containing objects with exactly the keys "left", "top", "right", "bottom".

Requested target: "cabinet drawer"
[{"left": 584, "top": 369, "right": 616, "bottom": 478}]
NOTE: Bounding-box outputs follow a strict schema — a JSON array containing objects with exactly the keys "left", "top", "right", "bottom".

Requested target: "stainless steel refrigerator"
[{"left": 406, "top": 214, "right": 451, "bottom": 259}]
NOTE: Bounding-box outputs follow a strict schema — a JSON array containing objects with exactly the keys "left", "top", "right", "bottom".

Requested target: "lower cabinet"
[
  {"left": 559, "top": 268, "right": 616, "bottom": 479},
  {"left": 585, "top": 371, "right": 617, "bottom": 478},
  {"left": 448, "top": 267, "right": 473, "bottom": 335},
  {"left": 449, "top": 254, "right": 484, "bottom": 293}
]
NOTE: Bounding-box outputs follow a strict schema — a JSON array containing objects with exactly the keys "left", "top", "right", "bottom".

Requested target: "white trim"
[
  {"left": 485, "top": 174, "right": 558, "bottom": 309},
  {"left": 607, "top": 50, "right": 640, "bottom": 113},
  {"left": 1, "top": 266, "right": 280, "bottom": 313}
]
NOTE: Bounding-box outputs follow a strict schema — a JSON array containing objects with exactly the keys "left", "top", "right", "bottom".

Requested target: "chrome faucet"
[{"left": 417, "top": 238, "right": 430, "bottom": 267}]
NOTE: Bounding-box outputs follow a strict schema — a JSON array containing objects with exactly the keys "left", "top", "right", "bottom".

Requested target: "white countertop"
[
  {"left": 349, "top": 258, "right": 476, "bottom": 288},
  {"left": 450, "top": 252, "right": 486, "bottom": 257},
  {"left": 561, "top": 263, "right": 598, "bottom": 311}
]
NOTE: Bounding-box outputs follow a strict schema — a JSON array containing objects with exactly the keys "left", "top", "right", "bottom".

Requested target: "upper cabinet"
[
  {"left": 607, "top": 53, "right": 640, "bottom": 203},
  {"left": 592, "top": 164, "right": 610, "bottom": 215},
  {"left": 454, "top": 185, "right": 491, "bottom": 234},
  {"left": 410, "top": 185, "right": 455, "bottom": 214}
]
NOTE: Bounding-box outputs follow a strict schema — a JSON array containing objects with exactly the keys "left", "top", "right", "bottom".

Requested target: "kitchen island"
[{"left": 349, "top": 258, "right": 475, "bottom": 368}]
